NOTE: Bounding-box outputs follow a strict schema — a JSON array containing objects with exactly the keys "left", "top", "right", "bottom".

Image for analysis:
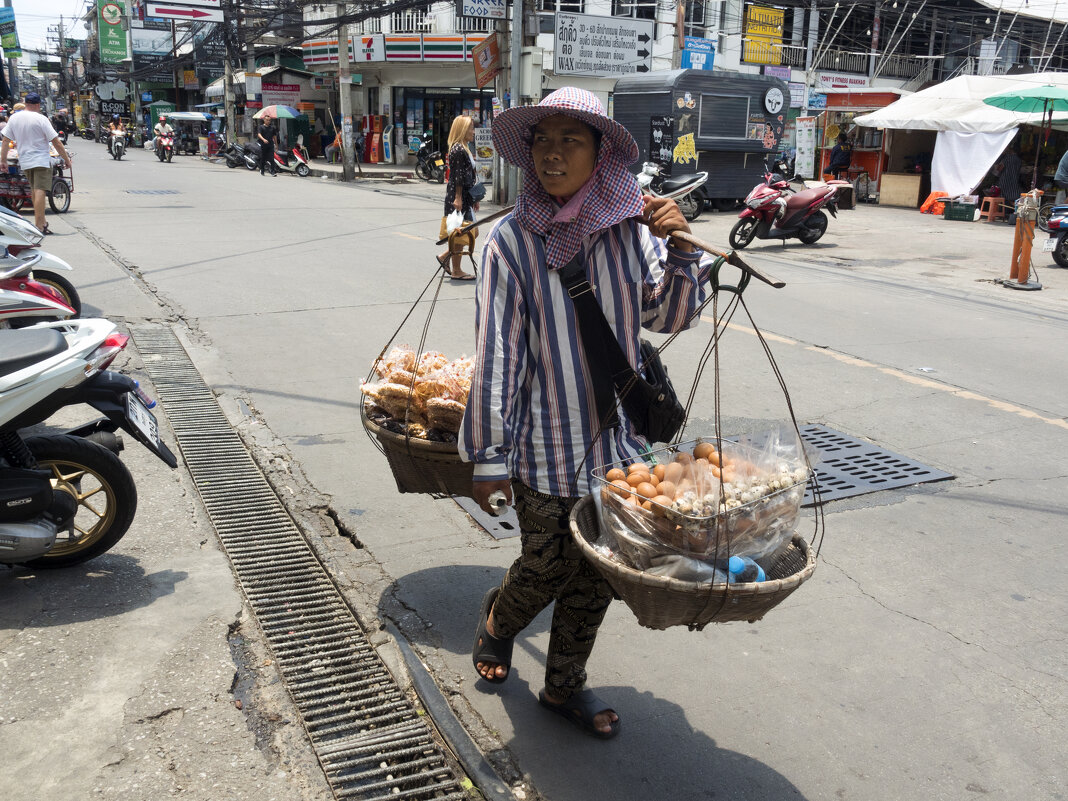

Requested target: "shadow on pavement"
[
  {"left": 0, "top": 553, "right": 187, "bottom": 627},
  {"left": 383, "top": 565, "right": 808, "bottom": 801}
]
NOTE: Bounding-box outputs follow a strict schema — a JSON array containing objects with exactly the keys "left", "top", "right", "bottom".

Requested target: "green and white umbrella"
[
  {"left": 984, "top": 84, "right": 1068, "bottom": 188},
  {"left": 252, "top": 104, "right": 302, "bottom": 120}
]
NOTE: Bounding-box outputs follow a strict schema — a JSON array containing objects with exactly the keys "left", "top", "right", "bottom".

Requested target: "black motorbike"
[
  {"left": 223, "top": 142, "right": 257, "bottom": 170},
  {"left": 413, "top": 135, "right": 445, "bottom": 183}
]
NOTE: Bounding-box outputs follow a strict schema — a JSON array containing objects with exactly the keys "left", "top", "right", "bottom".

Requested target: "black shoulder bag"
[{"left": 558, "top": 256, "right": 686, "bottom": 443}]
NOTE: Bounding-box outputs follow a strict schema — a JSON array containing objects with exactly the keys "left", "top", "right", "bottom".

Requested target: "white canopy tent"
[
  {"left": 855, "top": 73, "right": 1068, "bottom": 196},
  {"left": 854, "top": 73, "right": 1068, "bottom": 133}
]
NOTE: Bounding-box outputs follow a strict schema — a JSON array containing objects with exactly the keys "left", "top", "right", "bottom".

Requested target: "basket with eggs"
[{"left": 569, "top": 432, "right": 817, "bottom": 629}]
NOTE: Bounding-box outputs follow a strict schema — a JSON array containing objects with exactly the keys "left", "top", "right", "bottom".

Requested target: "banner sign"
[
  {"left": 100, "top": 99, "right": 128, "bottom": 116},
  {"left": 795, "top": 116, "right": 817, "bottom": 178},
  {"left": 554, "top": 12, "right": 654, "bottom": 77},
  {"left": 743, "top": 5, "right": 784, "bottom": 66},
  {"left": 472, "top": 33, "right": 500, "bottom": 88},
  {"left": 0, "top": 8, "right": 22, "bottom": 58},
  {"left": 457, "top": 0, "right": 506, "bottom": 19},
  {"left": 132, "top": 18, "right": 172, "bottom": 83},
  {"left": 474, "top": 126, "right": 495, "bottom": 186},
  {"left": 261, "top": 82, "right": 300, "bottom": 107},
  {"left": 649, "top": 115, "right": 675, "bottom": 167},
  {"left": 98, "top": 0, "right": 129, "bottom": 63},
  {"left": 37, "top": 61, "right": 62, "bottom": 73},
  {"left": 680, "top": 37, "right": 714, "bottom": 71},
  {"left": 194, "top": 26, "right": 226, "bottom": 80}
]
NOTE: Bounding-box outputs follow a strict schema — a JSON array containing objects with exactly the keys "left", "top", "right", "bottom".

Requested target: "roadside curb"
[{"left": 310, "top": 167, "right": 416, "bottom": 182}]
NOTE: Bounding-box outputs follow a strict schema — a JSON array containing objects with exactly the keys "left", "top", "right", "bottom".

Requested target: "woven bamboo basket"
[
  {"left": 361, "top": 403, "right": 473, "bottom": 497},
  {"left": 570, "top": 496, "right": 816, "bottom": 630}
]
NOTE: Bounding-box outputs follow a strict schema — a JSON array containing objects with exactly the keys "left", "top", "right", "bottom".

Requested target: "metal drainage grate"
[
  {"left": 125, "top": 189, "right": 180, "bottom": 195},
  {"left": 800, "top": 424, "right": 954, "bottom": 505},
  {"left": 130, "top": 326, "right": 470, "bottom": 801}
]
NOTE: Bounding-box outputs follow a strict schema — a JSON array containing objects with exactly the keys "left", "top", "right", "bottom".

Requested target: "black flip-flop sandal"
[
  {"left": 538, "top": 688, "right": 621, "bottom": 740},
  {"left": 41, "top": 224, "right": 53, "bottom": 235},
  {"left": 472, "top": 587, "right": 512, "bottom": 683}
]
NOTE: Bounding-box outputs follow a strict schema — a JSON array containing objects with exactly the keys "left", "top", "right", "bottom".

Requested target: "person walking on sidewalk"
[
  {"left": 461, "top": 87, "right": 712, "bottom": 739},
  {"left": 0, "top": 92, "right": 72, "bottom": 235},
  {"left": 437, "top": 115, "right": 479, "bottom": 280},
  {"left": 257, "top": 113, "right": 278, "bottom": 176}
]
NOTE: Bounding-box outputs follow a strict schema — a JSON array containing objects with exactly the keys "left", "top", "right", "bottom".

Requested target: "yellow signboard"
[{"left": 744, "top": 5, "right": 784, "bottom": 65}]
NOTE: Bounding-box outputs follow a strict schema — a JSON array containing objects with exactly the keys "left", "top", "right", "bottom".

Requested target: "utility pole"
[
  {"left": 224, "top": 0, "right": 237, "bottom": 144},
  {"left": 506, "top": 0, "right": 523, "bottom": 202},
  {"left": 336, "top": 3, "right": 355, "bottom": 181}
]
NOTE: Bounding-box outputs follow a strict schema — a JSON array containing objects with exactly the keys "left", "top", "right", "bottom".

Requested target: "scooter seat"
[
  {"left": 0, "top": 328, "right": 67, "bottom": 378},
  {"left": 660, "top": 174, "right": 704, "bottom": 194},
  {"left": 785, "top": 188, "right": 828, "bottom": 209}
]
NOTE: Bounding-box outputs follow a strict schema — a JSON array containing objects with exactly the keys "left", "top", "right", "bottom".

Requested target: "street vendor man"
[
  {"left": 460, "top": 87, "right": 713, "bottom": 739},
  {"left": 0, "top": 92, "right": 72, "bottom": 236}
]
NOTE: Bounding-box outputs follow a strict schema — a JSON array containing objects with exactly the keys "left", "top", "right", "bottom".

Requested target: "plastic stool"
[{"left": 979, "top": 196, "right": 1004, "bottom": 223}]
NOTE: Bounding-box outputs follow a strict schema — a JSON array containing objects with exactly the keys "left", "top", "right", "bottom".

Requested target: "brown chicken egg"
[{"left": 635, "top": 481, "right": 659, "bottom": 500}]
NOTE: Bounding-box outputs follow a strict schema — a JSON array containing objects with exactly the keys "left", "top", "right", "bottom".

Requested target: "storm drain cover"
[
  {"left": 125, "top": 189, "right": 179, "bottom": 194},
  {"left": 800, "top": 424, "right": 954, "bottom": 505}
]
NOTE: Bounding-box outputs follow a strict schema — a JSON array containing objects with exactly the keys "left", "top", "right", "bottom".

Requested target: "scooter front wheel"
[
  {"left": 31, "top": 269, "right": 80, "bottom": 317},
  {"left": 729, "top": 218, "right": 758, "bottom": 249},
  {"left": 296, "top": 163, "right": 310, "bottom": 177},
  {"left": 166, "top": 149, "right": 173, "bottom": 163},
  {"left": 414, "top": 161, "right": 431, "bottom": 181}
]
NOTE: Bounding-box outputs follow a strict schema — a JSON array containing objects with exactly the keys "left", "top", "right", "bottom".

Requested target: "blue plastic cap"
[{"left": 728, "top": 556, "right": 744, "bottom": 573}]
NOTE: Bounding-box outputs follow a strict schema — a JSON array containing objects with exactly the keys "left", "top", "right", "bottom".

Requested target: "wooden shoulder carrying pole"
[{"left": 436, "top": 207, "right": 785, "bottom": 289}]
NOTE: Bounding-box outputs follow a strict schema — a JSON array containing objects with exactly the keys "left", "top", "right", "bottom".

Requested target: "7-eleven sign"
[{"left": 358, "top": 33, "right": 384, "bottom": 62}]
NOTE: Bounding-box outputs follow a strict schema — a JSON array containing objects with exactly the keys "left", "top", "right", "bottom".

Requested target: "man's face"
[{"left": 530, "top": 114, "right": 598, "bottom": 201}]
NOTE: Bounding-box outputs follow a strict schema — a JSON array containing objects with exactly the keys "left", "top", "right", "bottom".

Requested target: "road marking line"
[
  {"left": 699, "top": 316, "right": 1068, "bottom": 431},
  {"left": 394, "top": 232, "right": 425, "bottom": 241}
]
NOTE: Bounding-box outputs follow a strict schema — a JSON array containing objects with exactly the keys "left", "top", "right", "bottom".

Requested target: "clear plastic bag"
[
  {"left": 592, "top": 431, "right": 812, "bottom": 577},
  {"left": 445, "top": 209, "right": 465, "bottom": 234}
]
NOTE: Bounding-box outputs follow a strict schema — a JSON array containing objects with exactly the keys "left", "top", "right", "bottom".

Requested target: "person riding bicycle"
[{"left": 153, "top": 114, "right": 173, "bottom": 157}]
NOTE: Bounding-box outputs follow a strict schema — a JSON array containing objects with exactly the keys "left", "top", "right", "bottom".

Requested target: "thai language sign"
[{"left": 554, "top": 12, "right": 653, "bottom": 77}]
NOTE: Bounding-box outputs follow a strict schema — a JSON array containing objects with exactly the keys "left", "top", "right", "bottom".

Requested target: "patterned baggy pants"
[{"left": 489, "top": 481, "right": 615, "bottom": 700}]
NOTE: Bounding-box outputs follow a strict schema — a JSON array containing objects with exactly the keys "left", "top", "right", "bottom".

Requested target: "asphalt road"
[{"left": 3, "top": 140, "right": 1067, "bottom": 801}]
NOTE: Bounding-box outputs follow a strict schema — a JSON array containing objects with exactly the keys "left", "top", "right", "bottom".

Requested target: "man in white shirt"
[
  {"left": 0, "top": 93, "right": 72, "bottom": 235},
  {"left": 153, "top": 114, "right": 173, "bottom": 157}
]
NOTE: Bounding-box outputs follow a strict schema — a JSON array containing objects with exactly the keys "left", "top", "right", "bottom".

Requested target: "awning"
[
  {"left": 194, "top": 102, "right": 222, "bottom": 108},
  {"left": 855, "top": 72, "right": 1068, "bottom": 132},
  {"left": 973, "top": 0, "right": 1068, "bottom": 24}
]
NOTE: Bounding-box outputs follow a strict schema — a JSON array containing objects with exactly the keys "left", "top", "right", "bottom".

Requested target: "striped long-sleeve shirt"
[{"left": 460, "top": 214, "right": 714, "bottom": 498}]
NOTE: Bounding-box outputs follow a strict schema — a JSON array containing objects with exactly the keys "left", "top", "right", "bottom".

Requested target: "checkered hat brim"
[{"left": 492, "top": 87, "right": 639, "bottom": 168}]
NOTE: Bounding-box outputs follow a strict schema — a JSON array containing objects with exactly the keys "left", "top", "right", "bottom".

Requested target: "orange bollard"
[{"left": 1003, "top": 191, "right": 1042, "bottom": 291}]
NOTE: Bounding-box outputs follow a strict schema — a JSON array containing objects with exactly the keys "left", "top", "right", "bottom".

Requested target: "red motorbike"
[
  {"left": 729, "top": 168, "right": 846, "bottom": 249},
  {"left": 156, "top": 133, "right": 174, "bottom": 163}
]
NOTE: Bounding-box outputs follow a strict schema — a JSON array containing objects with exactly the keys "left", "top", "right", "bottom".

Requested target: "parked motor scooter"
[
  {"left": 410, "top": 133, "right": 445, "bottom": 183},
  {"left": 0, "top": 204, "right": 81, "bottom": 316},
  {"left": 0, "top": 256, "right": 77, "bottom": 327},
  {"left": 0, "top": 318, "right": 178, "bottom": 568},
  {"left": 222, "top": 142, "right": 257, "bottom": 170},
  {"left": 274, "top": 140, "right": 311, "bottom": 177},
  {"left": 1042, "top": 204, "right": 1068, "bottom": 268},
  {"left": 729, "top": 166, "right": 842, "bottom": 249},
  {"left": 635, "top": 161, "right": 710, "bottom": 222}
]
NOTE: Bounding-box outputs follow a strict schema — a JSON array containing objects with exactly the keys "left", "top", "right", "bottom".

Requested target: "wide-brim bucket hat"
[{"left": 492, "top": 87, "right": 639, "bottom": 169}]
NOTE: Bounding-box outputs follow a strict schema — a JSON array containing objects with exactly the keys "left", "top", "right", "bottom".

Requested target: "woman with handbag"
[
  {"left": 437, "top": 115, "right": 480, "bottom": 280},
  {"left": 460, "top": 88, "right": 712, "bottom": 739}
]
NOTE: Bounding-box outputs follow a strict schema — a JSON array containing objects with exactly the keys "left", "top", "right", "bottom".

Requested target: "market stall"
[
  {"left": 816, "top": 89, "right": 907, "bottom": 201},
  {"left": 855, "top": 72, "right": 1068, "bottom": 205}
]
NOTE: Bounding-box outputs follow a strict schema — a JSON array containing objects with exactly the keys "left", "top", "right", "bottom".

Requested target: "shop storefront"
[
  {"left": 392, "top": 86, "right": 495, "bottom": 162},
  {"left": 816, "top": 90, "right": 907, "bottom": 198}
]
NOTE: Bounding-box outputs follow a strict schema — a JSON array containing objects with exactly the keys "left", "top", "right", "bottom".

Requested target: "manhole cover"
[{"left": 800, "top": 424, "right": 953, "bottom": 505}]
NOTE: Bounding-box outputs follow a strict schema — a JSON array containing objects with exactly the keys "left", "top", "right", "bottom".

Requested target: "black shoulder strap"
[{"left": 558, "top": 255, "right": 640, "bottom": 431}]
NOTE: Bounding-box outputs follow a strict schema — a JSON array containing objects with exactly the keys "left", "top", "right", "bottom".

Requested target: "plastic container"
[
  {"left": 591, "top": 436, "right": 809, "bottom": 569},
  {"left": 943, "top": 202, "right": 977, "bottom": 221}
]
